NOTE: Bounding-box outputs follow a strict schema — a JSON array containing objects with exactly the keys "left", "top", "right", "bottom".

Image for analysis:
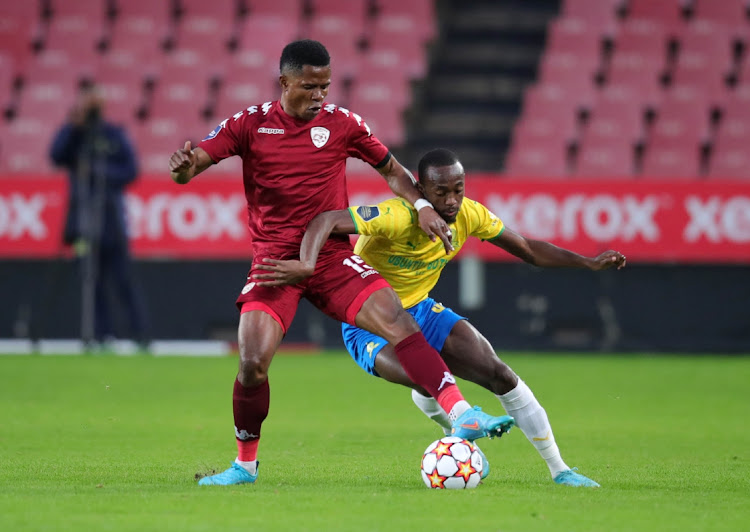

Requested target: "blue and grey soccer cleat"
[
  {"left": 451, "top": 406, "right": 515, "bottom": 441},
  {"left": 198, "top": 462, "right": 258, "bottom": 486},
  {"left": 473, "top": 443, "right": 490, "bottom": 479},
  {"left": 553, "top": 467, "right": 600, "bottom": 487}
]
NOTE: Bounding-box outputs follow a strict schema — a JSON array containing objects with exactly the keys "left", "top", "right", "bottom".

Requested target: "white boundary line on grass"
[{"left": 0, "top": 339, "right": 232, "bottom": 357}]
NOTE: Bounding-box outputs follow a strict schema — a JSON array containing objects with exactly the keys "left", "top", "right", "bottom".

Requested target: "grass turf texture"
[{"left": 0, "top": 352, "right": 748, "bottom": 532}]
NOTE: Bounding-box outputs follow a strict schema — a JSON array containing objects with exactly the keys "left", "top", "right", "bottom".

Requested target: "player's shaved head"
[
  {"left": 418, "top": 148, "right": 462, "bottom": 183},
  {"left": 280, "top": 40, "right": 331, "bottom": 75}
]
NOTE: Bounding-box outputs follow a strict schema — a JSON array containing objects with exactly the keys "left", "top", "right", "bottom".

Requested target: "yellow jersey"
[{"left": 348, "top": 197, "right": 504, "bottom": 308}]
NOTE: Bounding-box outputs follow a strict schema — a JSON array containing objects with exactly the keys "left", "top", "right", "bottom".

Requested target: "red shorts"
[{"left": 236, "top": 247, "right": 390, "bottom": 333}]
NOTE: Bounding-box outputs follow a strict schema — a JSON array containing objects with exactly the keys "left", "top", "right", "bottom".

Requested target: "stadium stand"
[
  {"left": 2, "top": 0, "right": 749, "bottom": 177},
  {"left": 505, "top": 0, "right": 750, "bottom": 178}
]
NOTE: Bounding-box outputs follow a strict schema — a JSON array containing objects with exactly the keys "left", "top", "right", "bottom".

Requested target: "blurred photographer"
[{"left": 50, "top": 82, "right": 147, "bottom": 348}]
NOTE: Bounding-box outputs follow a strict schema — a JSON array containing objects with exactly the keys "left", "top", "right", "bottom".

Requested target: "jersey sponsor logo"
[
  {"left": 203, "top": 118, "right": 227, "bottom": 140},
  {"left": 356, "top": 205, "right": 380, "bottom": 221},
  {"left": 310, "top": 126, "right": 330, "bottom": 148},
  {"left": 257, "top": 127, "right": 285, "bottom": 135},
  {"left": 241, "top": 282, "right": 255, "bottom": 294}
]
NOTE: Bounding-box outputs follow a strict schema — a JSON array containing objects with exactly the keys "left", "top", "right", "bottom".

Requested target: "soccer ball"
[{"left": 420, "top": 436, "right": 484, "bottom": 489}]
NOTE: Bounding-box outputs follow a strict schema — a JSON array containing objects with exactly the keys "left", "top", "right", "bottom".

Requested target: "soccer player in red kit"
[{"left": 168, "top": 40, "right": 513, "bottom": 486}]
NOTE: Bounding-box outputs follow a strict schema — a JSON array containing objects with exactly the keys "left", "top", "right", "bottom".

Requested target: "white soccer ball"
[{"left": 420, "top": 436, "right": 483, "bottom": 489}]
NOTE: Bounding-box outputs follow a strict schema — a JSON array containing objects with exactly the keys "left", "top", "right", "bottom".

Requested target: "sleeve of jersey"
[
  {"left": 197, "top": 113, "right": 246, "bottom": 163},
  {"left": 348, "top": 200, "right": 412, "bottom": 239},
  {"left": 466, "top": 200, "right": 505, "bottom": 241},
  {"left": 344, "top": 111, "right": 390, "bottom": 168}
]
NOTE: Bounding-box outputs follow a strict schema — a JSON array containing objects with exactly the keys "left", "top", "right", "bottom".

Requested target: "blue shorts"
[{"left": 341, "top": 297, "right": 466, "bottom": 377}]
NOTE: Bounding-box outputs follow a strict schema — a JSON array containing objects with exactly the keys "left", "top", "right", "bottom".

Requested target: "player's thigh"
[
  {"left": 441, "top": 320, "right": 517, "bottom": 392},
  {"left": 306, "top": 249, "right": 417, "bottom": 341}
]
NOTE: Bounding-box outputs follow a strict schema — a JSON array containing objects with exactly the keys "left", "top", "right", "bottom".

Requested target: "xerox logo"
[
  {"left": 126, "top": 193, "right": 247, "bottom": 241},
  {"left": 485, "top": 193, "right": 663, "bottom": 242},
  {"left": 0, "top": 193, "right": 49, "bottom": 239},
  {"left": 683, "top": 195, "right": 750, "bottom": 243}
]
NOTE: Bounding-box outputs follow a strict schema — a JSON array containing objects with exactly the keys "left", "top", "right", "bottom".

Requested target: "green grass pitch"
[{"left": 0, "top": 352, "right": 748, "bottom": 532}]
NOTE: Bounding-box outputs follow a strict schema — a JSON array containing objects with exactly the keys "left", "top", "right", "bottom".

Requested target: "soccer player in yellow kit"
[{"left": 254, "top": 148, "right": 626, "bottom": 487}]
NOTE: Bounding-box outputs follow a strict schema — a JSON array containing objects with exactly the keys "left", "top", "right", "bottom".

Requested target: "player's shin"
[
  {"left": 411, "top": 389, "right": 452, "bottom": 436},
  {"left": 393, "top": 333, "right": 470, "bottom": 420},
  {"left": 497, "top": 379, "right": 569, "bottom": 477},
  {"left": 232, "top": 377, "right": 270, "bottom": 473}
]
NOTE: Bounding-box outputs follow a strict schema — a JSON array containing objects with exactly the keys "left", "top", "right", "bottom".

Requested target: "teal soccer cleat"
[
  {"left": 198, "top": 462, "right": 258, "bottom": 486},
  {"left": 451, "top": 406, "right": 515, "bottom": 441},
  {"left": 553, "top": 468, "right": 600, "bottom": 487},
  {"left": 473, "top": 443, "right": 490, "bottom": 479}
]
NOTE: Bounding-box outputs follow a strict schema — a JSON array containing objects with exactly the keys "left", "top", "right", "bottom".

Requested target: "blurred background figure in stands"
[{"left": 49, "top": 81, "right": 148, "bottom": 349}]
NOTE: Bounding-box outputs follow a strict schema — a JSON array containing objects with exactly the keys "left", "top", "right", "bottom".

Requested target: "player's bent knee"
[{"left": 238, "top": 353, "right": 271, "bottom": 386}]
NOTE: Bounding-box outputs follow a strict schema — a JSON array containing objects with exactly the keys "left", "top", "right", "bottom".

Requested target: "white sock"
[
  {"left": 498, "top": 379, "right": 569, "bottom": 478},
  {"left": 411, "top": 389, "right": 452, "bottom": 436},
  {"left": 447, "top": 400, "right": 471, "bottom": 422},
  {"left": 234, "top": 458, "right": 257, "bottom": 475}
]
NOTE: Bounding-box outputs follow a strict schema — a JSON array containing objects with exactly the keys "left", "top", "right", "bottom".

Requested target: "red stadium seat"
[
  {"left": 0, "top": 117, "right": 56, "bottom": 173},
  {"left": 374, "top": 0, "right": 436, "bottom": 41},
  {"left": 173, "top": 7, "right": 235, "bottom": 58},
  {"left": 367, "top": 30, "right": 428, "bottom": 79},
  {"left": 575, "top": 139, "right": 635, "bottom": 177},
  {"left": 561, "top": 0, "right": 623, "bottom": 26},
  {"left": 0, "top": 3, "right": 40, "bottom": 67},
  {"left": 301, "top": 16, "right": 361, "bottom": 78},
  {"left": 606, "top": 52, "right": 665, "bottom": 99},
  {"left": 707, "top": 121, "right": 750, "bottom": 178},
  {"left": 348, "top": 102, "right": 405, "bottom": 146},
  {"left": 505, "top": 137, "right": 570, "bottom": 178},
  {"left": 649, "top": 84, "right": 711, "bottom": 148},
  {"left": 214, "top": 58, "right": 278, "bottom": 119},
  {"left": 309, "top": 0, "right": 369, "bottom": 41},
  {"left": 516, "top": 84, "right": 583, "bottom": 144},
  {"left": 108, "top": 0, "right": 173, "bottom": 58},
  {"left": 627, "top": 0, "right": 685, "bottom": 27},
  {"left": 94, "top": 49, "right": 146, "bottom": 127},
  {"left": 247, "top": 0, "right": 304, "bottom": 25},
  {"left": 546, "top": 17, "right": 607, "bottom": 56},
  {"left": 641, "top": 141, "right": 700, "bottom": 178},
  {"left": 236, "top": 17, "right": 300, "bottom": 74},
  {"left": 693, "top": 0, "right": 749, "bottom": 36},
  {"left": 614, "top": 18, "right": 670, "bottom": 55},
  {"left": 15, "top": 77, "right": 78, "bottom": 125},
  {"left": 582, "top": 85, "right": 647, "bottom": 145},
  {"left": 349, "top": 71, "right": 411, "bottom": 112},
  {"left": 537, "top": 51, "right": 601, "bottom": 99}
]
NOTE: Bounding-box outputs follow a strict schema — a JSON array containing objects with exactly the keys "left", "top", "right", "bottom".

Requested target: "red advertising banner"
[{"left": 1, "top": 174, "right": 749, "bottom": 262}]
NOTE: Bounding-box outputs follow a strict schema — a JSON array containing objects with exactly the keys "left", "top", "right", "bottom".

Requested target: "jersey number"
[{"left": 343, "top": 255, "right": 373, "bottom": 273}]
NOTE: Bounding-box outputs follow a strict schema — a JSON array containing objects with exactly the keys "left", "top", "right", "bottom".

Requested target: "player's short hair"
[
  {"left": 280, "top": 40, "right": 331, "bottom": 75},
  {"left": 418, "top": 148, "right": 462, "bottom": 183}
]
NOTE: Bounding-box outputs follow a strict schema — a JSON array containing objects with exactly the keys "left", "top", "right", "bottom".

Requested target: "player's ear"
[{"left": 279, "top": 75, "right": 288, "bottom": 90}]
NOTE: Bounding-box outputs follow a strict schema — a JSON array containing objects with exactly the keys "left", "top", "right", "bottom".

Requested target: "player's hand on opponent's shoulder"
[
  {"left": 169, "top": 141, "right": 197, "bottom": 184},
  {"left": 588, "top": 250, "right": 627, "bottom": 271},
  {"left": 418, "top": 207, "right": 454, "bottom": 255},
  {"left": 253, "top": 258, "right": 315, "bottom": 286}
]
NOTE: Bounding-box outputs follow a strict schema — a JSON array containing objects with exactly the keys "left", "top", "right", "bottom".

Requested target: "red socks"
[
  {"left": 393, "top": 332, "right": 465, "bottom": 414},
  {"left": 233, "top": 377, "right": 270, "bottom": 462}
]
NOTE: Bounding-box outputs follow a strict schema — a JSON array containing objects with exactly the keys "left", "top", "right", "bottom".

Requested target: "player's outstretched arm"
[
  {"left": 253, "top": 210, "right": 356, "bottom": 286},
  {"left": 168, "top": 141, "right": 213, "bottom": 184},
  {"left": 490, "top": 227, "right": 627, "bottom": 270},
  {"left": 376, "top": 155, "right": 454, "bottom": 254}
]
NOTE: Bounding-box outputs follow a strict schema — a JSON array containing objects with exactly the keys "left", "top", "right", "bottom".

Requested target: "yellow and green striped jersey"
[{"left": 348, "top": 197, "right": 504, "bottom": 308}]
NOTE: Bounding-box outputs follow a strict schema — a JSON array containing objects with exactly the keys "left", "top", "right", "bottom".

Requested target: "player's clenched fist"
[{"left": 169, "top": 140, "right": 197, "bottom": 184}]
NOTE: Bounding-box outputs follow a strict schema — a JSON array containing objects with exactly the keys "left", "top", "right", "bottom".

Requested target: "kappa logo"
[
  {"left": 310, "top": 126, "right": 330, "bottom": 148},
  {"left": 241, "top": 282, "right": 255, "bottom": 294},
  {"left": 257, "top": 127, "right": 285, "bottom": 134},
  {"left": 437, "top": 371, "right": 456, "bottom": 391}
]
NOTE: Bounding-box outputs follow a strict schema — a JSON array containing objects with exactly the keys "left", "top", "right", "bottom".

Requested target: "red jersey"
[{"left": 198, "top": 101, "right": 390, "bottom": 256}]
